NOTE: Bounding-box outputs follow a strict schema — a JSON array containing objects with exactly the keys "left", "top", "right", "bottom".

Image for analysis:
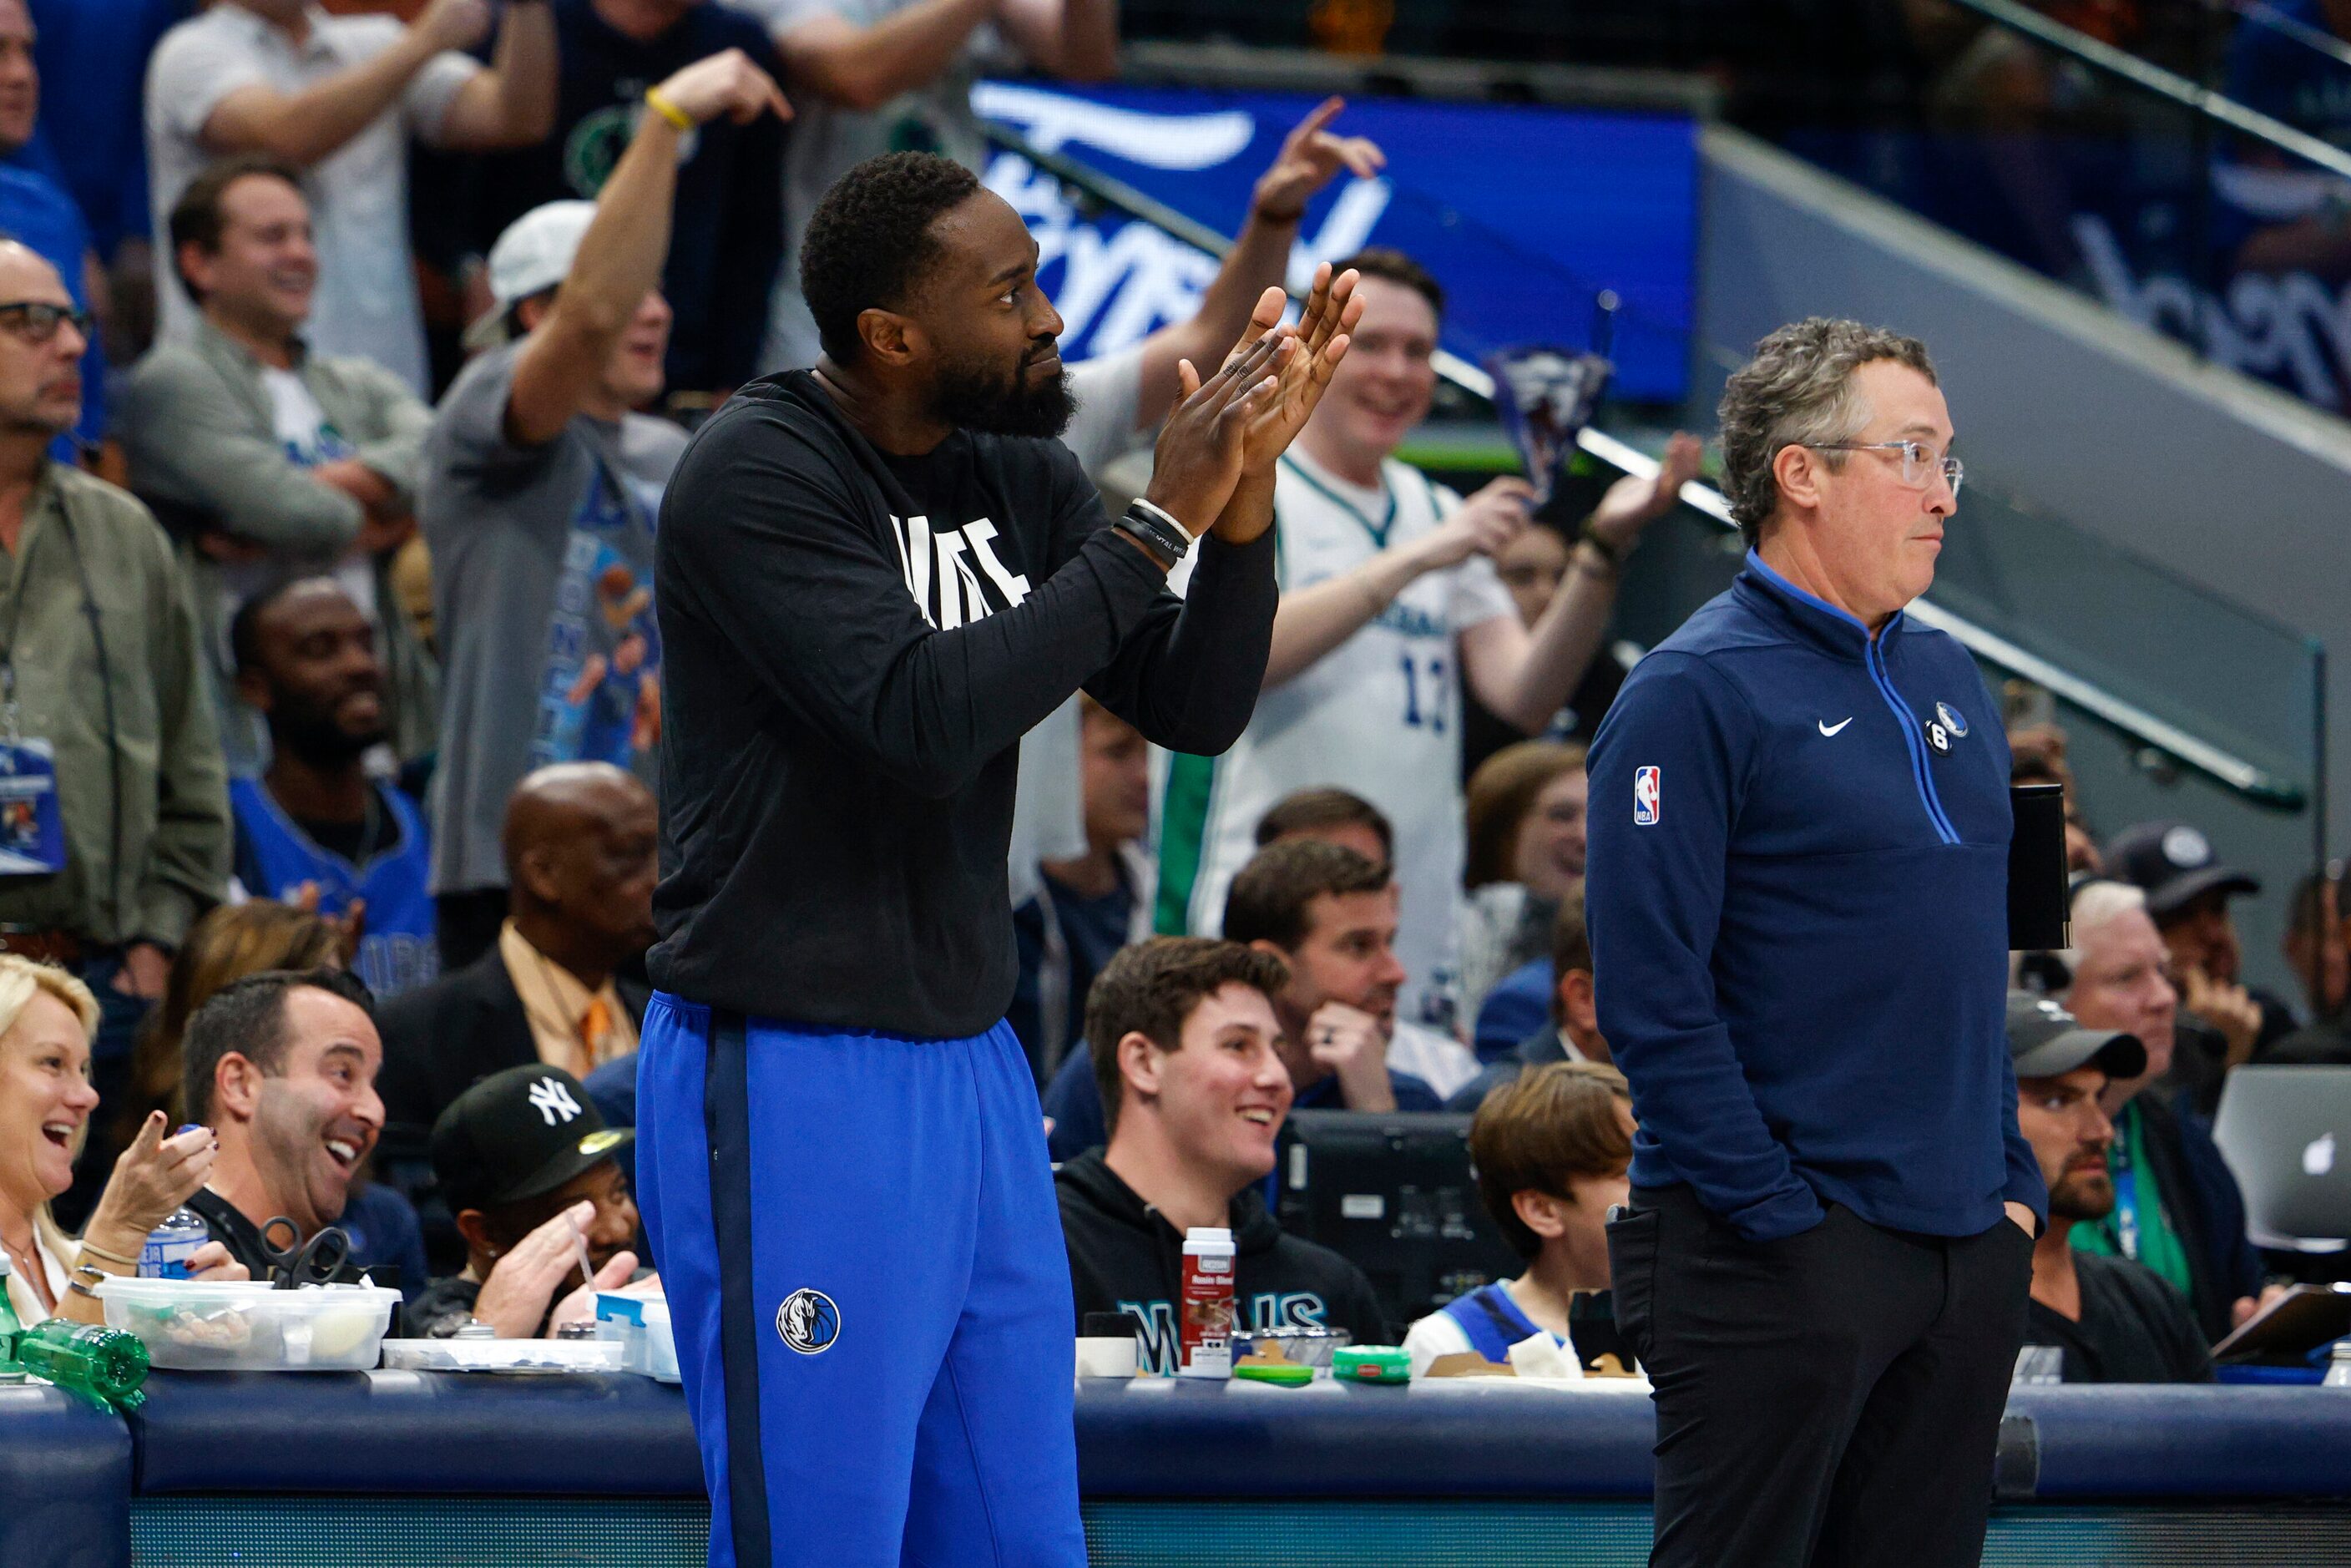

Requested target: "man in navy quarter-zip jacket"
[{"left": 1587, "top": 317, "right": 2045, "bottom": 1568}]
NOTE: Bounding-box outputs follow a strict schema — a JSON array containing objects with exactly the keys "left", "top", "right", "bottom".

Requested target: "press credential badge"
[{"left": 0, "top": 673, "right": 63, "bottom": 876}]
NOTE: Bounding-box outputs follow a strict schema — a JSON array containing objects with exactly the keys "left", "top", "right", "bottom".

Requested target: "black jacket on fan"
[
  {"left": 1055, "top": 1149, "right": 1394, "bottom": 1376},
  {"left": 650, "top": 370, "right": 1277, "bottom": 1037}
]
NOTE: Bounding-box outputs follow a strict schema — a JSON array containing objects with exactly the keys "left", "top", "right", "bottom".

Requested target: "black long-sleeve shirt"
[{"left": 649, "top": 371, "right": 1276, "bottom": 1036}]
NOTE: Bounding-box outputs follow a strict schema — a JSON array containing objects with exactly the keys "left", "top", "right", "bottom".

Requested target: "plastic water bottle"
[
  {"left": 13, "top": 1319, "right": 150, "bottom": 1411},
  {"left": 0, "top": 1254, "right": 25, "bottom": 1379},
  {"left": 139, "top": 1206, "right": 208, "bottom": 1279},
  {"left": 2324, "top": 1341, "right": 2351, "bottom": 1388},
  {"left": 1178, "top": 1227, "right": 1236, "bottom": 1381}
]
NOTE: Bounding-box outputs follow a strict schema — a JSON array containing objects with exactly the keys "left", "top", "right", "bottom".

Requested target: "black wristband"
[
  {"left": 1121, "top": 499, "right": 1191, "bottom": 568},
  {"left": 1114, "top": 516, "right": 1179, "bottom": 570}
]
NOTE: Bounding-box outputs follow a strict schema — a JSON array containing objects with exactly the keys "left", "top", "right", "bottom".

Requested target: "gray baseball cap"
[{"left": 2005, "top": 989, "right": 2146, "bottom": 1081}]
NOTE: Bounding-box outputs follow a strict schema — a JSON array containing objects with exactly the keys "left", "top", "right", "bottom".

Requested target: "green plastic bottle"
[
  {"left": 13, "top": 1318, "right": 151, "bottom": 1411},
  {"left": 0, "top": 1254, "right": 24, "bottom": 1379}
]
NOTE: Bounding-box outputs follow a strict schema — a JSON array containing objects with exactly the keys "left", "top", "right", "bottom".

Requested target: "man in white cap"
[{"left": 419, "top": 46, "right": 789, "bottom": 972}]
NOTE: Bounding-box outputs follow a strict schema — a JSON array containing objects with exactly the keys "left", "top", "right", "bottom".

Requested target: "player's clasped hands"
[
  {"left": 1143, "top": 264, "right": 1366, "bottom": 542},
  {"left": 1143, "top": 323, "right": 1294, "bottom": 538}
]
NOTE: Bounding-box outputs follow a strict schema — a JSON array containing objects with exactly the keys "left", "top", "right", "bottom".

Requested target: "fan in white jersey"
[{"left": 1156, "top": 248, "right": 1701, "bottom": 1029}]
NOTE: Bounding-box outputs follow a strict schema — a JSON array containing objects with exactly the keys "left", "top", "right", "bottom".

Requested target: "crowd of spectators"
[{"left": 0, "top": 0, "right": 2336, "bottom": 1438}]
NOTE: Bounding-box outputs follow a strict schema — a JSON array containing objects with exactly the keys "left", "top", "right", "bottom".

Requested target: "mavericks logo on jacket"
[{"left": 891, "top": 513, "right": 1031, "bottom": 629}]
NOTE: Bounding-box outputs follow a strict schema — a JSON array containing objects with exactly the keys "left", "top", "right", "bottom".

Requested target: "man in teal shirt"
[{"left": 2063, "top": 878, "right": 2270, "bottom": 1340}]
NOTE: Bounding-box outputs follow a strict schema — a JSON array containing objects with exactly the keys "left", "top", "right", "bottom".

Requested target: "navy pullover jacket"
[{"left": 1586, "top": 552, "right": 2046, "bottom": 1243}]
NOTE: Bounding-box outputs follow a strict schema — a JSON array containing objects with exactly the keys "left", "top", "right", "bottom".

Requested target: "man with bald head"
[
  {"left": 376, "top": 761, "right": 657, "bottom": 1181},
  {"left": 230, "top": 575, "right": 437, "bottom": 999},
  {"left": 0, "top": 240, "right": 229, "bottom": 1225}
]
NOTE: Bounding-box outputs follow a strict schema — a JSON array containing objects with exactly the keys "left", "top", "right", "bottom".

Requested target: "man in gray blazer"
[{"left": 119, "top": 153, "right": 437, "bottom": 774}]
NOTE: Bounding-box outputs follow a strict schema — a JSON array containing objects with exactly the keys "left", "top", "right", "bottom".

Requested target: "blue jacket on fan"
[{"left": 1585, "top": 552, "right": 2045, "bottom": 1243}]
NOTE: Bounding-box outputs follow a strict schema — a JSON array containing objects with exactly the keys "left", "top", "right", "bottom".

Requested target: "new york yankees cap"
[{"left": 429, "top": 1062, "right": 634, "bottom": 1214}]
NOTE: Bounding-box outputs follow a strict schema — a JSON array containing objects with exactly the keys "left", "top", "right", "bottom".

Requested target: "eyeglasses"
[
  {"left": 1805, "top": 440, "right": 1964, "bottom": 497},
  {"left": 0, "top": 301, "right": 93, "bottom": 345}
]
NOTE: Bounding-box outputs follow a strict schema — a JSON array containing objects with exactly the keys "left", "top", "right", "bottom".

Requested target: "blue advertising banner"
[{"left": 973, "top": 82, "right": 1698, "bottom": 402}]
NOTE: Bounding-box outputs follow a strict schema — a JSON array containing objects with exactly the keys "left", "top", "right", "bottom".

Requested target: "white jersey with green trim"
[{"left": 1154, "top": 447, "right": 1515, "bottom": 1032}]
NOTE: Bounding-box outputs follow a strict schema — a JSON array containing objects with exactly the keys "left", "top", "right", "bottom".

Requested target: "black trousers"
[{"left": 1608, "top": 1183, "right": 2032, "bottom": 1568}]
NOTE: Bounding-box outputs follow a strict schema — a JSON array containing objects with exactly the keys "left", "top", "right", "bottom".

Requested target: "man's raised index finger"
[{"left": 1289, "top": 95, "right": 1345, "bottom": 145}]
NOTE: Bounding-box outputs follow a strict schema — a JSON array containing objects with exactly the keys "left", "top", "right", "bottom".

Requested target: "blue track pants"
[{"left": 635, "top": 994, "right": 1086, "bottom": 1567}]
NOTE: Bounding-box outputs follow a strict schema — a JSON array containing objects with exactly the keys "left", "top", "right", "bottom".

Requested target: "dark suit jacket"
[{"left": 377, "top": 945, "right": 650, "bottom": 1146}]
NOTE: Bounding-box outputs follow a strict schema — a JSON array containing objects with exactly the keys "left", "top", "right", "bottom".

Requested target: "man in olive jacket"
[
  {"left": 0, "top": 240, "right": 230, "bottom": 1221},
  {"left": 119, "top": 154, "right": 437, "bottom": 773}
]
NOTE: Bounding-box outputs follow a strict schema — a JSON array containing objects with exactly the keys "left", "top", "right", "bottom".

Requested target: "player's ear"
[{"left": 857, "top": 307, "right": 921, "bottom": 370}]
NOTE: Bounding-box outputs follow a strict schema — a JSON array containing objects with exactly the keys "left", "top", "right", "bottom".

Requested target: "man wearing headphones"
[{"left": 0, "top": 240, "right": 230, "bottom": 1225}]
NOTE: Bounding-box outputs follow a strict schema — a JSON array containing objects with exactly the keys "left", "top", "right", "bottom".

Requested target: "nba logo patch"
[{"left": 1634, "top": 766, "right": 1661, "bottom": 826}]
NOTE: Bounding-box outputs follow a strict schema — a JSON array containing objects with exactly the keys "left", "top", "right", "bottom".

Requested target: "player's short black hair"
[{"left": 798, "top": 152, "right": 983, "bottom": 364}]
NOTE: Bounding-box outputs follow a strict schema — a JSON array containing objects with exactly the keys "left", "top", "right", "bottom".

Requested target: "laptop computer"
[{"left": 2211, "top": 1065, "right": 2351, "bottom": 1250}]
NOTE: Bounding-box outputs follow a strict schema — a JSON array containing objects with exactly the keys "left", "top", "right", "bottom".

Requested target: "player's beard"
[{"left": 928, "top": 341, "right": 1074, "bottom": 439}]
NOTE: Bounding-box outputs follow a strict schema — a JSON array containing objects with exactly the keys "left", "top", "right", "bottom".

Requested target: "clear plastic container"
[
  {"left": 380, "top": 1338, "right": 624, "bottom": 1374},
  {"left": 595, "top": 1292, "right": 678, "bottom": 1382},
  {"left": 95, "top": 1277, "right": 400, "bottom": 1372}
]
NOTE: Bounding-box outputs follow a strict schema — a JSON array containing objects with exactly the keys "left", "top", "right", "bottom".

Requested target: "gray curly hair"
[{"left": 1716, "top": 318, "right": 1936, "bottom": 546}]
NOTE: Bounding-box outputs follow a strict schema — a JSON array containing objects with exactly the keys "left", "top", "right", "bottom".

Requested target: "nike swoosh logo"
[{"left": 1818, "top": 717, "right": 1853, "bottom": 736}]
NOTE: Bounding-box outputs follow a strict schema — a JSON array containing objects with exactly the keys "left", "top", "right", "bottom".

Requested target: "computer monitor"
[
  {"left": 2212, "top": 1065, "right": 2351, "bottom": 1249},
  {"left": 1276, "top": 1109, "right": 1523, "bottom": 1328}
]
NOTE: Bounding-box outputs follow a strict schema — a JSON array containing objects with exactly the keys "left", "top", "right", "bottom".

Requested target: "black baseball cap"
[
  {"left": 429, "top": 1063, "right": 634, "bottom": 1214},
  {"left": 2005, "top": 990, "right": 2146, "bottom": 1081},
  {"left": 2102, "top": 819, "right": 2261, "bottom": 918}
]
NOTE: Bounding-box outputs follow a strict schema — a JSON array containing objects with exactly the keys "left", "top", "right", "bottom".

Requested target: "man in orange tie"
[{"left": 375, "top": 762, "right": 658, "bottom": 1178}]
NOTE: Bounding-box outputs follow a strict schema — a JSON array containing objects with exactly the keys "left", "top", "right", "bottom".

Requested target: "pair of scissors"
[{"left": 258, "top": 1216, "right": 351, "bottom": 1290}]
